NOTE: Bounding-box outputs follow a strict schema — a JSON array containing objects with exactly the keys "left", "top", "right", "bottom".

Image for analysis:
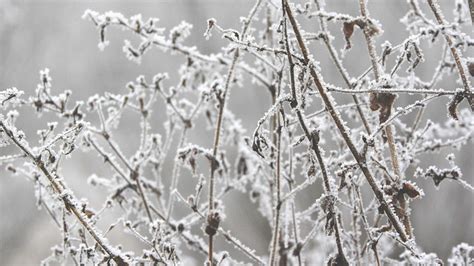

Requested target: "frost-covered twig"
[
  {"left": 427, "top": 0, "right": 473, "bottom": 110},
  {"left": 283, "top": 0, "right": 409, "bottom": 243},
  {"left": 0, "top": 121, "right": 128, "bottom": 265}
]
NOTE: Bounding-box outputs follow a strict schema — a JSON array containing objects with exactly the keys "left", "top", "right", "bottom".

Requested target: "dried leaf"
[
  {"left": 401, "top": 181, "right": 422, "bottom": 199},
  {"left": 370, "top": 92, "right": 396, "bottom": 123},
  {"left": 343, "top": 21, "right": 356, "bottom": 49}
]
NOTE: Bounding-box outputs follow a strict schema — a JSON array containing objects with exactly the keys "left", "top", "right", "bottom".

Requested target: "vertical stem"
[
  {"left": 385, "top": 127, "right": 400, "bottom": 178},
  {"left": 166, "top": 127, "right": 188, "bottom": 222},
  {"left": 268, "top": 109, "right": 282, "bottom": 265},
  {"left": 288, "top": 148, "right": 303, "bottom": 266},
  {"left": 358, "top": 0, "right": 413, "bottom": 238},
  {"left": 469, "top": 0, "right": 474, "bottom": 24},
  {"left": 268, "top": 27, "right": 284, "bottom": 265},
  {"left": 348, "top": 188, "right": 361, "bottom": 266},
  {"left": 207, "top": 1, "right": 263, "bottom": 263}
]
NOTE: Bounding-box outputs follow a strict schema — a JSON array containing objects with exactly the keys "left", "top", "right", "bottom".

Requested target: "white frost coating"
[
  {"left": 98, "top": 40, "right": 110, "bottom": 51},
  {"left": 1, "top": 2, "right": 473, "bottom": 264}
]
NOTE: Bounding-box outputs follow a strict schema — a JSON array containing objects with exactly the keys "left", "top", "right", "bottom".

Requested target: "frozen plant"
[{"left": 1, "top": 0, "right": 473, "bottom": 265}]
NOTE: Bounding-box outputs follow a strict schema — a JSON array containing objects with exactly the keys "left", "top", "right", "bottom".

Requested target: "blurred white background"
[{"left": 1, "top": 0, "right": 473, "bottom": 264}]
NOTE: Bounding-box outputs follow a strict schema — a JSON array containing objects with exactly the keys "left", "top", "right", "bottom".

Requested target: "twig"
[
  {"left": 206, "top": 1, "right": 263, "bottom": 263},
  {"left": 0, "top": 121, "right": 128, "bottom": 265},
  {"left": 427, "top": 0, "right": 473, "bottom": 109},
  {"left": 283, "top": 0, "right": 409, "bottom": 243}
]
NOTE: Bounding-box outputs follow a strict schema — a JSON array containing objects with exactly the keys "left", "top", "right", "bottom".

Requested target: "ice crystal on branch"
[{"left": 2, "top": 1, "right": 473, "bottom": 265}]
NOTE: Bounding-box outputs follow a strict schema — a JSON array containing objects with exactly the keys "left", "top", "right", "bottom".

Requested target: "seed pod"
[{"left": 205, "top": 211, "right": 221, "bottom": 237}]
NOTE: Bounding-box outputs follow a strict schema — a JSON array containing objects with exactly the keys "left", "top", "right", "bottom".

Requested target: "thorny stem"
[
  {"left": 282, "top": 0, "right": 409, "bottom": 243},
  {"left": 0, "top": 121, "right": 128, "bottom": 265},
  {"left": 427, "top": 0, "right": 473, "bottom": 109},
  {"left": 207, "top": 0, "right": 262, "bottom": 264}
]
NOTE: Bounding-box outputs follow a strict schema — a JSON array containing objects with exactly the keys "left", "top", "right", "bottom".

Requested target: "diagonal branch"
[{"left": 282, "top": 0, "right": 409, "bottom": 243}]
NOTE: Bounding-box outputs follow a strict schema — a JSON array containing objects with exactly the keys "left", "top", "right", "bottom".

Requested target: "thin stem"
[
  {"left": 90, "top": 134, "right": 218, "bottom": 264},
  {"left": 282, "top": 1, "right": 347, "bottom": 262},
  {"left": 323, "top": 86, "right": 455, "bottom": 96},
  {"left": 358, "top": 0, "right": 413, "bottom": 238},
  {"left": 268, "top": 89, "right": 282, "bottom": 266},
  {"left": 207, "top": 1, "right": 263, "bottom": 263},
  {"left": 283, "top": 0, "right": 408, "bottom": 242},
  {"left": 314, "top": 0, "right": 372, "bottom": 134},
  {"left": 0, "top": 121, "right": 127, "bottom": 265},
  {"left": 101, "top": 132, "right": 154, "bottom": 223},
  {"left": 268, "top": 35, "right": 285, "bottom": 265},
  {"left": 166, "top": 127, "right": 188, "bottom": 222},
  {"left": 469, "top": 0, "right": 474, "bottom": 24},
  {"left": 427, "top": 0, "right": 473, "bottom": 109}
]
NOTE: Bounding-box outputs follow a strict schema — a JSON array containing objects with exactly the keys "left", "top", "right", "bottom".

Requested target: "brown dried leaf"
[
  {"left": 370, "top": 92, "right": 396, "bottom": 123},
  {"left": 369, "top": 92, "right": 380, "bottom": 111},
  {"left": 401, "top": 182, "right": 422, "bottom": 199},
  {"left": 378, "top": 93, "right": 396, "bottom": 123},
  {"left": 343, "top": 21, "right": 356, "bottom": 49}
]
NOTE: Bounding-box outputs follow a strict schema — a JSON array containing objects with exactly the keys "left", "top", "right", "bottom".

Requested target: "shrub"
[{"left": 1, "top": 0, "right": 473, "bottom": 265}]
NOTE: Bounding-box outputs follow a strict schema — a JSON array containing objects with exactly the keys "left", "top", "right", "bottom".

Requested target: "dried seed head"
[{"left": 205, "top": 211, "right": 221, "bottom": 236}]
